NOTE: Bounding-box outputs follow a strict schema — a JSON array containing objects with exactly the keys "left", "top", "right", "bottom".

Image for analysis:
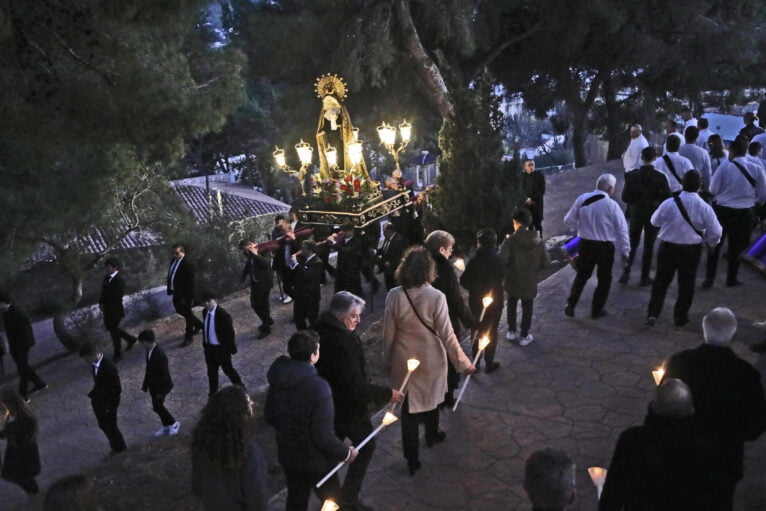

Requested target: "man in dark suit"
[
  {"left": 138, "top": 329, "right": 179, "bottom": 437},
  {"left": 289, "top": 240, "right": 324, "bottom": 330},
  {"left": 378, "top": 222, "right": 407, "bottom": 290},
  {"left": 239, "top": 240, "right": 274, "bottom": 339},
  {"left": 663, "top": 307, "right": 766, "bottom": 510},
  {"left": 79, "top": 342, "right": 126, "bottom": 454},
  {"left": 519, "top": 158, "right": 546, "bottom": 238},
  {"left": 167, "top": 244, "right": 204, "bottom": 347},
  {"left": 99, "top": 258, "right": 136, "bottom": 362},
  {"left": 0, "top": 292, "right": 47, "bottom": 401},
  {"left": 201, "top": 291, "right": 244, "bottom": 396},
  {"left": 330, "top": 224, "right": 364, "bottom": 295}
]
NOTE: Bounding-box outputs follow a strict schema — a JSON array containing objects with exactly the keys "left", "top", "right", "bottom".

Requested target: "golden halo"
[{"left": 314, "top": 73, "right": 348, "bottom": 101}]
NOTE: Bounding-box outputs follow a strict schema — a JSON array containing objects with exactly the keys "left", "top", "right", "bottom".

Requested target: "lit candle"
[
  {"left": 316, "top": 413, "right": 399, "bottom": 488},
  {"left": 478, "top": 295, "right": 494, "bottom": 322},
  {"left": 321, "top": 500, "right": 340, "bottom": 511},
  {"left": 588, "top": 466, "right": 607, "bottom": 500},
  {"left": 398, "top": 358, "right": 420, "bottom": 394},
  {"left": 453, "top": 258, "right": 465, "bottom": 272},
  {"left": 452, "top": 336, "right": 491, "bottom": 411},
  {"left": 652, "top": 368, "right": 665, "bottom": 386}
]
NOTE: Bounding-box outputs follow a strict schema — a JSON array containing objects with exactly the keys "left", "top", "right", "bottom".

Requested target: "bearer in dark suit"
[
  {"left": 79, "top": 342, "right": 126, "bottom": 453},
  {"left": 239, "top": 240, "right": 274, "bottom": 339},
  {"left": 289, "top": 240, "right": 324, "bottom": 330},
  {"left": 201, "top": 291, "right": 244, "bottom": 396},
  {"left": 138, "top": 330, "right": 179, "bottom": 437},
  {"left": 0, "top": 292, "right": 47, "bottom": 401},
  {"left": 378, "top": 222, "right": 407, "bottom": 290},
  {"left": 329, "top": 224, "right": 364, "bottom": 295},
  {"left": 99, "top": 258, "right": 136, "bottom": 362},
  {"left": 167, "top": 244, "right": 204, "bottom": 347}
]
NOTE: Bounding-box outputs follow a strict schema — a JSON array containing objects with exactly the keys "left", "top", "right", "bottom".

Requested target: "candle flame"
[
  {"left": 482, "top": 296, "right": 493, "bottom": 308},
  {"left": 382, "top": 412, "right": 399, "bottom": 426},
  {"left": 588, "top": 466, "right": 607, "bottom": 486},
  {"left": 453, "top": 258, "right": 465, "bottom": 272},
  {"left": 407, "top": 359, "right": 420, "bottom": 372},
  {"left": 478, "top": 336, "right": 491, "bottom": 351},
  {"left": 321, "top": 500, "right": 340, "bottom": 511},
  {"left": 652, "top": 368, "right": 665, "bottom": 386}
]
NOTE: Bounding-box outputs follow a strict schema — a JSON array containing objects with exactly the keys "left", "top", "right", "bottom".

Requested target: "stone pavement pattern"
[{"left": 2, "top": 160, "right": 765, "bottom": 510}]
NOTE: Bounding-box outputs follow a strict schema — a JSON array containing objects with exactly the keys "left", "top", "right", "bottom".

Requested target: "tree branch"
[{"left": 468, "top": 20, "right": 544, "bottom": 84}]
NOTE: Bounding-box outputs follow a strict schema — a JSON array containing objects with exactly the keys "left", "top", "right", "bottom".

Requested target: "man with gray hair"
[
  {"left": 664, "top": 307, "right": 766, "bottom": 510},
  {"left": 599, "top": 379, "right": 719, "bottom": 510},
  {"left": 523, "top": 447, "right": 575, "bottom": 510},
  {"left": 564, "top": 174, "right": 629, "bottom": 319},
  {"left": 622, "top": 123, "right": 648, "bottom": 172}
]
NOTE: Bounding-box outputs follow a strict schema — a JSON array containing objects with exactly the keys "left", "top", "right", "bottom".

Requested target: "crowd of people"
[{"left": 0, "top": 112, "right": 765, "bottom": 510}]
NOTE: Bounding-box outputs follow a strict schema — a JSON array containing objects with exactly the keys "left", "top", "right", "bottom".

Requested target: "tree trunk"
[
  {"left": 52, "top": 269, "right": 84, "bottom": 352},
  {"left": 572, "top": 115, "right": 588, "bottom": 168},
  {"left": 603, "top": 75, "right": 624, "bottom": 160},
  {"left": 394, "top": 0, "right": 454, "bottom": 119}
]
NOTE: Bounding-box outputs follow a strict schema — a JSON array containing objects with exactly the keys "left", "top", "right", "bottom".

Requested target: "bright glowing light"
[
  {"left": 321, "top": 500, "right": 340, "bottom": 511},
  {"left": 295, "top": 139, "right": 313, "bottom": 166},
  {"left": 382, "top": 412, "right": 399, "bottom": 426},
  {"left": 347, "top": 140, "right": 363, "bottom": 166},
  {"left": 482, "top": 296, "right": 493, "bottom": 308},
  {"left": 478, "top": 336, "right": 491, "bottom": 351},
  {"left": 273, "top": 147, "right": 286, "bottom": 168},
  {"left": 453, "top": 258, "right": 465, "bottom": 272},
  {"left": 377, "top": 123, "right": 396, "bottom": 146},
  {"left": 652, "top": 368, "right": 665, "bottom": 386},
  {"left": 407, "top": 359, "right": 420, "bottom": 372},
  {"left": 325, "top": 145, "right": 338, "bottom": 168},
  {"left": 399, "top": 119, "right": 412, "bottom": 142}
]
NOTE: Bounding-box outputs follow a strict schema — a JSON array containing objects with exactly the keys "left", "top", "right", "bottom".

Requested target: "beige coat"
[{"left": 383, "top": 285, "right": 472, "bottom": 413}]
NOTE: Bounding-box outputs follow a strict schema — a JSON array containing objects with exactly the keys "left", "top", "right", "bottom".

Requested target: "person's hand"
[
  {"left": 390, "top": 389, "right": 404, "bottom": 403},
  {"left": 250, "top": 245, "right": 259, "bottom": 255},
  {"left": 525, "top": 197, "right": 533, "bottom": 205},
  {"left": 464, "top": 364, "right": 477, "bottom": 375},
  {"left": 286, "top": 231, "right": 296, "bottom": 240},
  {"left": 346, "top": 446, "right": 359, "bottom": 463}
]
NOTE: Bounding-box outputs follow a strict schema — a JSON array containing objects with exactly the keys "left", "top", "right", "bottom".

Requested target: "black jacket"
[
  {"left": 336, "top": 235, "right": 364, "bottom": 276},
  {"left": 378, "top": 232, "right": 407, "bottom": 276},
  {"left": 431, "top": 251, "right": 474, "bottom": 333},
  {"left": 600, "top": 411, "right": 720, "bottom": 511},
  {"left": 2, "top": 304, "right": 35, "bottom": 353},
  {"left": 264, "top": 356, "right": 349, "bottom": 473},
  {"left": 314, "top": 312, "right": 391, "bottom": 429},
  {"left": 99, "top": 273, "right": 126, "bottom": 317},
  {"left": 622, "top": 165, "right": 671, "bottom": 220},
  {"left": 0, "top": 414, "right": 40, "bottom": 482},
  {"left": 289, "top": 254, "right": 324, "bottom": 303},
  {"left": 519, "top": 171, "right": 546, "bottom": 220},
  {"left": 202, "top": 306, "right": 237, "bottom": 355},
  {"left": 664, "top": 343, "right": 766, "bottom": 479},
  {"left": 141, "top": 344, "right": 174, "bottom": 396},
  {"left": 460, "top": 245, "right": 505, "bottom": 321},
  {"left": 167, "top": 257, "right": 196, "bottom": 300},
  {"left": 88, "top": 356, "right": 122, "bottom": 406},
  {"left": 241, "top": 252, "right": 273, "bottom": 288}
]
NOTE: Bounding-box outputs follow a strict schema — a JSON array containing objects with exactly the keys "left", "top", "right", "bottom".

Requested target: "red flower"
[
  {"left": 344, "top": 174, "right": 352, "bottom": 182},
  {"left": 340, "top": 184, "right": 348, "bottom": 192},
  {"left": 353, "top": 178, "right": 360, "bottom": 186}
]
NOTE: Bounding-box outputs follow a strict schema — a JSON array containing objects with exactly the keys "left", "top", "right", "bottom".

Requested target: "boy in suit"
[
  {"left": 0, "top": 292, "right": 47, "bottom": 401},
  {"left": 138, "top": 330, "right": 180, "bottom": 437},
  {"left": 99, "top": 258, "right": 136, "bottom": 362},
  {"left": 79, "top": 342, "right": 126, "bottom": 454},
  {"left": 201, "top": 291, "right": 244, "bottom": 396},
  {"left": 167, "top": 244, "right": 204, "bottom": 347}
]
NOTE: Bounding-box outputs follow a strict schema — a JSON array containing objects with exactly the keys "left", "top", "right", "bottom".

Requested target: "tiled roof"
[
  {"left": 72, "top": 227, "right": 160, "bottom": 254},
  {"left": 172, "top": 184, "right": 288, "bottom": 223}
]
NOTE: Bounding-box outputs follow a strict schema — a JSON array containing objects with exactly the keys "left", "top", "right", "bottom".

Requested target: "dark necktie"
[
  {"left": 205, "top": 313, "right": 212, "bottom": 343},
  {"left": 382, "top": 239, "right": 390, "bottom": 254}
]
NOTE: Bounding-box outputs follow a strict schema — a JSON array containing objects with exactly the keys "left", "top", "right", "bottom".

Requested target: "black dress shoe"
[
  {"left": 674, "top": 317, "right": 690, "bottom": 329},
  {"left": 256, "top": 329, "right": 271, "bottom": 340},
  {"left": 29, "top": 383, "right": 48, "bottom": 394},
  {"left": 618, "top": 271, "right": 629, "bottom": 284},
  {"left": 426, "top": 431, "right": 446, "bottom": 447},
  {"left": 407, "top": 459, "right": 422, "bottom": 475},
  {"left": 564, "top": 304, "right": 575, "bottom": 317},
  {"left": 639, "top": 277, "right": 654, "bottom": 287},
  {"left": 180, "top": 337, "right": 194, "bottom": 347},
  {"left": 591, "top": 309, "right": 608, "bottom": 320},
  {"left": 113, "top": 354, "right": 123, "bottom": 363},
  {"left": 485, "top": 362, "right": 501, "bottom": 373},
  {"left": 725, "top": 279, "right": 744, "bottom": 287},
  {"left": 126, "top": 337, "right": 137, "bottom": 351},
  {"left": 700, "top": 279, "right": 714, "bottom": 289}
]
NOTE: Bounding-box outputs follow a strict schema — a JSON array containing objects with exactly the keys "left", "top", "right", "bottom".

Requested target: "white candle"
[
  {"left": 452, "top": 336, "right": 491, "bottom": 411},
  {"left": 652, "top": 368, "right": 665, "bottom": 386},
  {"left": 398, "top": 359, "right": 421, "bottom": 394},
  {"left": 478, "top": 295, "right": 493, "bottom": 322},
  {"left": 588, "top": 466, "right": 607, "bottom": 500}
]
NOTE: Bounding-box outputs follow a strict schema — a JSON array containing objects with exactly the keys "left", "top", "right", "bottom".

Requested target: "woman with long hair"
[
  {"left": 0, "top": 389, "right": 41, "bottom": 495},
  {"left": 191, "top": 386, "right": 267, "bottom": 511},
  {"left": 708, "top": 134, "right": 729, "bottom": 175},
  {"left": 383, "top": 247, "right": 475, "bottom": 475}
]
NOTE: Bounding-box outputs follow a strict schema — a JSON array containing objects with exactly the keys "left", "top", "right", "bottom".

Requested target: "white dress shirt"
[
  {"left": 623, "top": 134, "right": 649, "bottom": 172},
  {"left": 679, "top": 143, "right": 712, "bottom": 191},
  {"left": 710, "top": 156, "right": 766, "bottom": 208},
  {"left": 564, "top": 190, "right": 630, "bottom": 258},
  {"left": 168, "top": 256, "right": 183, "bottom": 291},
  {"left": 93, "top": 353, "right": 104, "bottom": 376},
  {"left": 204, "top": 306, "right": 220, "bottom": 345},
  {"left": 751, "top": 132, "right": 766, "bottom": 154},
  {"left": 654, "top": 152, "right": 694, "bottom": 193},
  {"left": 651, "top": 192, "right": 722, "bottom": 247}
]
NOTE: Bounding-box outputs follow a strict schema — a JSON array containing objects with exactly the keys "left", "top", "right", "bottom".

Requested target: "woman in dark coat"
[
  {"left": 191, "top": 386, "right": 267, "bottom": 511},
  {"left": 0, "top": 389, "right": 41, "bottom": 494}
]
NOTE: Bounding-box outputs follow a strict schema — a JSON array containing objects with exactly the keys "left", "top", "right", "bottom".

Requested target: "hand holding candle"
[
  {"left": 452, "top": 336, "right": 491, "bottom": 411},
  {"left": 588, "top": 466, "right": 607, "bottom": 500},
  {"left": 453, "top": 258, "right": 465, "bottom": 272},
  {"left": 478, "top": 295, "right": 493, "bottom": 323}
]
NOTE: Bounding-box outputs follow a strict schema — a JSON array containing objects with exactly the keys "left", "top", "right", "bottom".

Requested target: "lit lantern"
[
  {"left": 399, "top": 119, "right": 412, "bottom": 143},
  {"left": 295, "top": 139, "right": 313, "bottom": 166},
  {"left": 347, "top": 139, "right": 363, "bottom": 167},
  {"left": 273, "top": 147, "right": 286, "bottom": 168},
  {"left": 377, "top": 123, "right": 396, "bottom": 146},
  {"left": 325, "top": 145, "right": 338, "bottom": 168}
]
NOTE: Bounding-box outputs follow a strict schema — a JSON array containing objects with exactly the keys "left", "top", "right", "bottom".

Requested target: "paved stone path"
[{"left": 2, "top": 160, "right": 766, "bottom": 510}]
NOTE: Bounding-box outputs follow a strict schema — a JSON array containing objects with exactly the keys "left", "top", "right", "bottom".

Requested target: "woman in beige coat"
[{"left": 383, "top": 247, "right": 474, "bottom": 475}]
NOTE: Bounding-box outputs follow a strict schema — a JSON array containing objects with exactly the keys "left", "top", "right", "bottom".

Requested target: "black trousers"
[
  {"left": 249, "top": 284, "right": 272, "bottom": 327},
  {"left": 401, "top": 397, "right": 439, "bottom": 463},
  {"left": 284, "top": 468, "right": 340, "bottom": 511},
  {"left": 10, "top": 348, "right": 45, "bottom": 398},
  {"left": 383, "top": 270, "right": 397, "bottom": 291},
  {"left": 507, "top": 296, "right": 534, "bottom": 337},
  {"left": 334, "top": 272, "right": 362, "bottom": 296},
  {"left": 706, "top": 206, "right": 755, "bottom": 283},
  {"left": 647, "top": 242, "right": 702, "bottom": 324},
  {"left": 203, "top": 344, "right": 243, "bottom": 395},
  {"left": 336, "top": 418, "right": 375, "bottom": 507},
  {"left": 172, "top": 293, "right": 203, "bottom": 339},
  {"left": 293, "top": 298, "right": 319, "bottom": 331},
  {"left": 150, "top": 393, "right": 176, "bottom": 427},
  {"left": 103, "top": 312, "right": 134, "bottom": 357},
  {"left": 626, "top": 214, "right": 658, "bottom": 280},
  {"left": 92, "top": 397, "right": 126, "bottom": 452},
  {"left": 567, "top": 239, "right": 614, "bottom": 314}
]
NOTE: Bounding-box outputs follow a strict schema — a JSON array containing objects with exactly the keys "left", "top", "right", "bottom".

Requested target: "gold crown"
[{"left": 315, "top": 73, "right": 348, "bottom": 101}]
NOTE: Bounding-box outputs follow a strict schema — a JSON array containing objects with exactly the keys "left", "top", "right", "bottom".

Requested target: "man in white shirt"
[
  {"left": 656, "top": 135, "right": 694, "bottom": 193},
  {"left": 679, "top": 126, "right": 712, "bottom": 194},
  {"left": 704, "top": 135, "right": 766, "bottom": 288},
  {"left": 696, "top": 118, "right": 714, "bottom": 149},
  {"left": 622, "top": 124, "right": 649, "bottom": 173},
  {"left": 663, "top": 119, "right": 684, "bottom": 153},
  {"left": 201, "top": 291, "right": 244, "bottom": 396},
  {"left": 646, "top": 171, "right": 722, "bottom": 328},
  {"left": 680, "top": 108, "right": 698, "bottom": 132},
  {"left": 564, "top": 174, "right": 629, "bottom": 320}
]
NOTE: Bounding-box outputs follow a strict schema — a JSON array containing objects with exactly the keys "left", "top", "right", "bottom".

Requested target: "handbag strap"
[
  {"left": 672, "top": 195, "right": 704, "bottom": 238},
  {"left": 662, "top": 155, "right": 683, "bottom": 184},
  {"left": 402, "top": 288, "right": 439, "bottom": 339},
  {"left": 732, "top": 160, "right": 757, "bottom": 188}
]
